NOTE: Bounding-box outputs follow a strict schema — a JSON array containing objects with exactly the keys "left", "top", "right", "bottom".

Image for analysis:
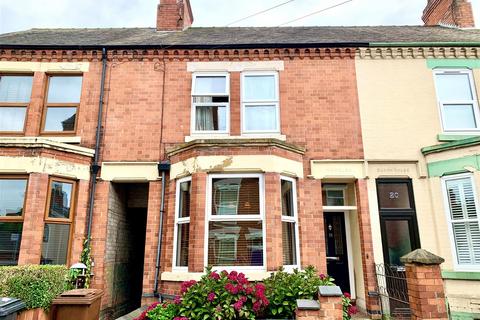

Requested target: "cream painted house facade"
[{"left": 356, "top": 47, "right": 480, "bottom": 318}]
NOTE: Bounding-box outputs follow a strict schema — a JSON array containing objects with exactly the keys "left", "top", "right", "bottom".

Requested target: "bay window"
[
  {"left": 281, "top": 177, "right": 300, "bottom": 269},
  {"left": 41, "top": 178, "right": 75, "bottom": 265},
  {"left": 191, "top": 73, "right": 229, "bottom": 134},
  {"left": 42, "top": 76, "right": 82, "bottom": 133},
  {"left": 0, "top": 75, "right": 33, "bottom": 133},
  {"left": 206, "top": 174, "right": 265, "bottom": 269},
  {"left": 443, "top": 174, "right": 480, "bottom": 270},
  {"left": 242, "top": 72, "right": 279, "bottom": 133},
  {"left": 173, "top": 177, "right": 191, "bottom": 269},
  {"left": 0, "top": 177, "right": 27, "bottom": 266},
  {"left": 434, "top": 69, "right": 480, "bottom": 132}
]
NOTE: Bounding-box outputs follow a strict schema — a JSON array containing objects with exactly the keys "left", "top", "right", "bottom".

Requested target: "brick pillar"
[
  {"left": 297, "top": 178, "right": 325, "bottom": 272},
  {"left": 265, "top": 173, "right": 282, "bottom": 271},
  {"left": 401, "top": 249, "right": 448, "bottom": 320},
  {"left": 296, "top": 286, "right": 343, "bottom": 320},
  {"left": 70, "top": 179, "right": 89, "bottom": 263},
  {"left": 189, "top": 172, "right": 207, "bottom": 272},
  {"left": 18, "top": 173, "right": 49, "bottom": 264},
  {"left": 141, "top": 180, "right": 162, "bottom": 299},
  {"left": 89, "top": 180, "right": 110, "bottom": 307},
  {"left": 355, "top": 179, "right": 381, "bottom": 317}
]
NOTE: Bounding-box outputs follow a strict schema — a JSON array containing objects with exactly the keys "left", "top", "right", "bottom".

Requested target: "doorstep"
[{"left": 115, "top": 305, "right": 147, "bottom": 320}]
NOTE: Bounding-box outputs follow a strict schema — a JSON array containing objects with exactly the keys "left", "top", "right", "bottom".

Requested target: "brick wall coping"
[
  {"left": 0, "top": 137, "right": 95, "bottom": 157},
  {"left": 166, "top": 138, "right": 305, "bottom": 157},
  {"left": 400, "top": 248, "right": 445, "bottom": 265},
  {"left": 319, "top": 285, "right": 343, "bottom": 297},
  {"left": 297, "top": 299, "right": 320, "bottom": 310}
]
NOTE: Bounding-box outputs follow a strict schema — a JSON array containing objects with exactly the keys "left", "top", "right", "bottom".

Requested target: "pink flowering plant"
[
  {"left": 342, "top": 292, "right": 358, "bottom": 320},
  {"left": 175, "top": 267, "right": 269, "bottom": 319}
]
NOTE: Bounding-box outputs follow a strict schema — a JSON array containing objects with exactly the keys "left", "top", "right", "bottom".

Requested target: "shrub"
[
  {"left": 147, "top": 303, "right": 179, "bottom": 320},
  {"left": 263, "top": 266, "right": 334, "bottom": 319},
  {"left": 175, "top": 268, "right": 268, "bottom": 320},
  {"left": 0, "top": 264, "right": 69, "bottom": 310}
]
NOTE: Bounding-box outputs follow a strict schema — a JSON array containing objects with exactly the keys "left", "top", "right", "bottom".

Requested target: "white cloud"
[{"left": 0, "top": 0, "right": 429, "bottom": 34}]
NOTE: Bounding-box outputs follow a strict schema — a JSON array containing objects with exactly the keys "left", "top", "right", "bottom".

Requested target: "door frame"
[{"left": 324, "top": 210, "right": 356, "bottom": 299}]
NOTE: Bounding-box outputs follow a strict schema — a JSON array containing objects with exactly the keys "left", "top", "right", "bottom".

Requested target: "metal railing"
[{"left": 374, "top": 263, "right": 411, "bottom": 319}]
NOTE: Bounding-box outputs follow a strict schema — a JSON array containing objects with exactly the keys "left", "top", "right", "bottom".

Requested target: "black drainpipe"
[
  {"left": 86, "top": 47, "right": 107, "bottom": 240},
  {"left": 154, "top": 161, "right": 171, "bottom": 298}
]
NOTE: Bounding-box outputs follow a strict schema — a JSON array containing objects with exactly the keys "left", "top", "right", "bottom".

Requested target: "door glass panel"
[
  {"left": 384, "top": 220, "right": 412, "bottom": 266},
  {"left": 377, "top": 183, "right": 411, "bottom": 209}
]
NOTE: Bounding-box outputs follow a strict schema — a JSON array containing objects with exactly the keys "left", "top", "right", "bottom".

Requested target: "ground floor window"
[
  {"left": 41, "top": 178, "right": 75, "bottom": 265},
  {"left": 0, "top": 176, "right": 27, "bottom": 265},
  {"left": 443, "top": 174, "right": 480, "bottom": 269},
  {"left": 174, "top": 177, "right": 191, "bottom": 269},
  {"left": 281, "top": 177, "right": 299, "bottom": 268},
  {"left": 206, "top": 174, "right": 265, "bottom": 269}
]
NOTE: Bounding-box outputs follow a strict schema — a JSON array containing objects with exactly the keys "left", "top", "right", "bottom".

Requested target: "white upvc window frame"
[
  {"left": 280, "top": 176, "right": 301, "bottom": 271},
  {"left": 191, "top": 72, "right": 230, "bottom": 135},
  {"left": 433, "top": 69, "right": 480, "bottom": 133},
  {"left": 172, "top": 176, "right": 192, "bottom": 271},
  {"left": 241, "top": 71, "right": 280, "bottom": 134},
  {"left": 441, "top": 172, "right": 480, "bottom": 271},
  {"left": 204, "top": 173, "right": 266, "bottom": 271}
]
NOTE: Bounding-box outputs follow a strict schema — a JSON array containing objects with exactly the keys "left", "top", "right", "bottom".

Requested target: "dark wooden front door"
[{"left": 324, "top": 212, "right": 351, "bottom": 294}]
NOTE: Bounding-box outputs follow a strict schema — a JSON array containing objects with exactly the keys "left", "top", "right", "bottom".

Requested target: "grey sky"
[{"left": 0, "top": 0, "right": 478, "bottom": 34}]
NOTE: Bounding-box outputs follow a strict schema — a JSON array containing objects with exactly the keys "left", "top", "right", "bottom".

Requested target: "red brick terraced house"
[{"left": 0, "top": 0, "right": 479, "bottom": 319}]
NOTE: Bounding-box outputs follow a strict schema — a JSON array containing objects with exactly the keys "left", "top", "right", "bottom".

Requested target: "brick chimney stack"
[
  {"left": 156, "top": 0, "right": 193, "bottom": 31},
  {"left": 422, "top": 0, "right": 475, "bottom": 28}
]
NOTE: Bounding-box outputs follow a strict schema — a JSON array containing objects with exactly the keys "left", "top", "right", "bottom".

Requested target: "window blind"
[{"left": 446, "top": 177, "right": 480, "bottom": 266}]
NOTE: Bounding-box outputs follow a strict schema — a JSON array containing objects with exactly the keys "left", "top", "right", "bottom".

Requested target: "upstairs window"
[
  {"left": 434, "top": 70, "right": 480, "bottom": 132},
  {"left": 0, "top": 75, "right": 33, "bottom": 133},
  {"left": 42, "top": 76, "right": 82, "bottom": 133},
  {"left": 191, "top": 73, "right": 229, "bottom": 134},
  {"left": 242, "top": 72, "right": 279, "bottom": 133},
  {"left": 443, "top": 174, "right": 480, "bottom": 270}
]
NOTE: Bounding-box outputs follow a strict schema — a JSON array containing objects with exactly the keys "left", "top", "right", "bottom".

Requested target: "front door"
[{"left": 324, "top": 212, "right": 350, "bottom": 294}]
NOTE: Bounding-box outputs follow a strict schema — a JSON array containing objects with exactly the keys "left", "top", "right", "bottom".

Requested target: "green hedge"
[{"left": 0, "top": 265, "right": 69, "bottom": 310}]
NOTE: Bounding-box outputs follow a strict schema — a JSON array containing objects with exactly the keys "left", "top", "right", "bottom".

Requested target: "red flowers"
[
  {"left": 180, "top": 280, "right": 196, "bottom": 293},
  {"left": 207, "top": 292, "right": 216, "bottom": 302},
  {"left": 209, "top": 271, "right": 220, "bottom": 280}
]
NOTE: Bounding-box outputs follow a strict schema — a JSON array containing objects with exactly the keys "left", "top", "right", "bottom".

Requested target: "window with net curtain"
[
  {"left": 434, "top": 70, "right": 480, "bottom": 132},
  {"left": 192, "top": 74, "right": 229, "bottom": 133},
  {"left": 174, "top": 177, "right": 191, "bottom": 269},
  {"left": 0, "top": 75, "right": 33, "bottom": 132},
  {"left": 281, "top": 177, "right": 299, "bottom": 268},
  {"left": 207, "top": 175, "right": 264, "bottom": 268},
  {"left": 242, "top": 72, "right": 279, "bottom": 133}
]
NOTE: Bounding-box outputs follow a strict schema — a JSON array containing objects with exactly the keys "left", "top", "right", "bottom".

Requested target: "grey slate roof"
[{"left": 1, "top": 26, "right": 480, "bottom": 48}]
